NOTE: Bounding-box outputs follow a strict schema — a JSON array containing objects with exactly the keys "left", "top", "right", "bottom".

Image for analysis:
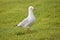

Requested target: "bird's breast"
[{"left": 28, "top": 16, "right": 35, "bottom": 22}]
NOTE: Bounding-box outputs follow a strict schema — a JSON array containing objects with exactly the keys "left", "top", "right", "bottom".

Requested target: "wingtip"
[{"left": 16, "top": 24, "right": 17, "bottom": 26}]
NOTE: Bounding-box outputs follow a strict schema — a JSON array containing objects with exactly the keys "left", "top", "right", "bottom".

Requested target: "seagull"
[{"left": 16, "top": 6, "right": 35, "bottom": 32}]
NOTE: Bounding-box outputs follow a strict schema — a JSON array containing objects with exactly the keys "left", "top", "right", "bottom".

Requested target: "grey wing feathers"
[{"left": 17, "top": 18, "right": 28, "bottom": 26}]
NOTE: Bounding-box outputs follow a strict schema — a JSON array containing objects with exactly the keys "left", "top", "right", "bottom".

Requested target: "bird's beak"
[
  {"left": 33, "top": 7, "right": 34, "bottom": 10},
  {"left": 33, "top": 8, "right": 34, "bottom": 11}
]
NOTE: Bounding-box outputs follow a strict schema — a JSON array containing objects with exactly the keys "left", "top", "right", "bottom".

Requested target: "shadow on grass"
[{"left": 16, "top": 30, "right": 38, "bottom": 36}]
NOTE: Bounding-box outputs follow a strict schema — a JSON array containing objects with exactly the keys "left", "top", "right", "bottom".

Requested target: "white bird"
[{"left": 16, "top": 6, "right": 35, "bottom": 32}]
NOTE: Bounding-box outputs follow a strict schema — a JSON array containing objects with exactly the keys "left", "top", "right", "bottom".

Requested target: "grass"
[{"left": 0, "top": 0, "right": 60, "bottom": 40}]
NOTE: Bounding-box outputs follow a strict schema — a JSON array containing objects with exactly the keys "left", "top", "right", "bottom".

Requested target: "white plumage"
[{"left": 17, "top": 6, "right": 35, "bottom": 29}]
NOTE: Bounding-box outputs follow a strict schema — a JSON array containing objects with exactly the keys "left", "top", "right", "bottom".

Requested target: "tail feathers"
[{"left": 17, "top": 22, "right": 24, "bottom": 27}]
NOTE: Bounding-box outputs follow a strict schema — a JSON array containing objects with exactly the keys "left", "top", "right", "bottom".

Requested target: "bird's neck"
[{"left": 28, "top": 9, "right": 34, "bottom": 17}]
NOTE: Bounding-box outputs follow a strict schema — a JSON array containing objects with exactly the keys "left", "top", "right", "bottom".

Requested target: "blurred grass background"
[{"left": 0, "top": 0, "right": 60, "bottom": 40}]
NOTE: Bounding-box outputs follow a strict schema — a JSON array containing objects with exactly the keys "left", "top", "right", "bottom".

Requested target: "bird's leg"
[{"left": 27, "top": 27, "right": 30, "bottom": 33}]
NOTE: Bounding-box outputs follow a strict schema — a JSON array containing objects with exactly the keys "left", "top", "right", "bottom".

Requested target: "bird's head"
[{"left": 28, "top": 6, "right": 34, "bottom": 11}]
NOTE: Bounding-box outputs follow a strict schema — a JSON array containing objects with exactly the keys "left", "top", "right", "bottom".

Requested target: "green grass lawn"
[{"left": 0, "top": 0, "right": 60, "bottom": 40}]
